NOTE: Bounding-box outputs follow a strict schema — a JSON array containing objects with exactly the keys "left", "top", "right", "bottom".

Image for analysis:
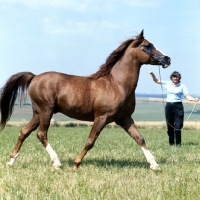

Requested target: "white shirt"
[{"left": 161, "top": 81, "right": 189, "bottom": 102}]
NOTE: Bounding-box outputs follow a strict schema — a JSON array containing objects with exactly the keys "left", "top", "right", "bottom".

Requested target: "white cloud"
[
  {"left": 0, "top": 0, "right": 109, "bottom": 11},
  {"left": 0, "top": 0, "right": 162, "bottom": 11},
  {"left": 121, "top": 0, "right": 164, "bottom": 7},
  {"left": 44, "top": 17, "right": 119, "bottom": 36},
  {"left": 0, "top": 0, "right": 85, "bottom": 11}
]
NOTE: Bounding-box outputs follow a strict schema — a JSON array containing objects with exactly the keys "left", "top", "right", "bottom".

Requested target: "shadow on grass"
[
  {"left": 64, "top": 158, "right": 149, "bottom": 169},
  {"left": 182, "top": 141, "right": 199, "bottom": 146}
]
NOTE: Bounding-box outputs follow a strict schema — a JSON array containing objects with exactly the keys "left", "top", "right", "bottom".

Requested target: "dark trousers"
[{"left": 165, "top": 102, "right": 184, "bottom": 145}]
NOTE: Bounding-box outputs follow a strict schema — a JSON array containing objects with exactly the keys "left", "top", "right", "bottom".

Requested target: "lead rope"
[{"left": 158, "top": 66, "right": 199, "bottom": 131}]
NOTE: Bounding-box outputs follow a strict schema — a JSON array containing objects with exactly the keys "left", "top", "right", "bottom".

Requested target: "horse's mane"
[{"left": 89, "top": 38, "right": 135, "bottom": 79}]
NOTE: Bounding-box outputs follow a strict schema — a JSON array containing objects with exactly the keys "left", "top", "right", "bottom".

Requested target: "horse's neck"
[{"left": 111, "top": 59, "right": 141, "bottom": 93}]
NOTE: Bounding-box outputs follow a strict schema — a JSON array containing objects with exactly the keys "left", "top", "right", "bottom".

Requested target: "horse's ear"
[
  {"left": 131, "top": 30, "right": 144, "bottom": 47},
  {"left": 137, "top": 30, "right": 144, "bottom": 39}
]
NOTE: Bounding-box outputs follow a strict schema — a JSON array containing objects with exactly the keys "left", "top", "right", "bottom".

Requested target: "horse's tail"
[{"left": 0, "top": 72, "right": 35, "bottom": 130}]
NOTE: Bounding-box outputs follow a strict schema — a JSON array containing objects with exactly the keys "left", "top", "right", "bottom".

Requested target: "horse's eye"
[
  {"left": 140, "top": 44, "right": 151, "bottom": 51},
  {"left": 144, "top": 44, "right": 151, "bottom": 48}
]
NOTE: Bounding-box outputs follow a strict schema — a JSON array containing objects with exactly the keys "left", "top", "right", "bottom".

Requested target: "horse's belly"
[{"left": 57, "top": 105, "right": 95, "bottom": 122}]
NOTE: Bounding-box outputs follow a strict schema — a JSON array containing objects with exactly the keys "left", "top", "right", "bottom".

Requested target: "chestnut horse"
[{"left": 0, "top": 30, "right": 170, "bottom": 171}]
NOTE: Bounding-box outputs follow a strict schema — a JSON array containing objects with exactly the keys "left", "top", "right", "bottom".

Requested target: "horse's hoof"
[
  {"left": 150, "top": 165, "right": 161, "bottom": 171},
  {"left": 72, "top": 166, "right": 78, "bottom": 172},
  {"left": 6, "top": 163, "right": 13, "bottom": 167},
  {"left": 52, "top": 165, "right": 61, "bottom": 170}
]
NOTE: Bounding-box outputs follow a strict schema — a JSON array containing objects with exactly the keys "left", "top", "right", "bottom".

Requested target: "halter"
[
  {"left": 140, "top": 45, "right": 170, "bottom": 68},
  {"left": 158, "top": 66, "right": 199, "bottom": 131},
  {"left": 140, "top": 44, "right": 155, "bottom": 59}
]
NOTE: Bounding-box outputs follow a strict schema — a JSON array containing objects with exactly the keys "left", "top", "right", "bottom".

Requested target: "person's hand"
[{"left": 148, "top": 71, "right": 153, "bottom": 75}]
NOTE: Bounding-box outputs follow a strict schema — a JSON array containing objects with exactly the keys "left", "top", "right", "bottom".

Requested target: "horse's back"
[
  {"left": 28, "top": 71, "right": 95, "bottom": 120},
  {"left": 29, "top": 71, "right": 73, "bottom": 97}
]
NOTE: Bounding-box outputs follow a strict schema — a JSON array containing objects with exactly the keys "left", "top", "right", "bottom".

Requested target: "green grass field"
[{"left": 1, "top": 126, "right": 200, "bottom": 199}]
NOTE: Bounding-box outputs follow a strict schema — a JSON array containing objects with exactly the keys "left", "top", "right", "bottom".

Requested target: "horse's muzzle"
[{"left": 156, "top": 55, "right": 171, "bottom": 68}]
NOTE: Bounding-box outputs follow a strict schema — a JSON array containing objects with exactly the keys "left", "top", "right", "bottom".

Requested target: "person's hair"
[{"left": 170, "top": 71, "right": 181, "bottom": 81}]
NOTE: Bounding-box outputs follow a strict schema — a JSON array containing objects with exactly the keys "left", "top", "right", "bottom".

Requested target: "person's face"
[{"left": 172, "top": 76, "right": 179, "bottom": 85}]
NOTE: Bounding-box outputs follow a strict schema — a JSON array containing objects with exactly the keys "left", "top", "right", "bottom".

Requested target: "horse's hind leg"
[
  {"left": 7, "top": 113, "right": 40, "bottom": 166},
  {"left": 116, "top": 117, "right": 160, "bottom": 171},
  {"left": 73, "top": 116, "right": 106, "bottom": 171},
  {"left": 36, "top": 112, "right": 61, "bottom": 169}
]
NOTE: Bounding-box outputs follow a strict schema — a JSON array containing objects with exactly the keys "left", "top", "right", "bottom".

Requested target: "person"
[{"left": 148, "top": 71, "right": 199, "bottom": 146}]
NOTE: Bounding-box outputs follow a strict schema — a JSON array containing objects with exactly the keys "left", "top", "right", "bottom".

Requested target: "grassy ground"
[{"left": 0, "top": 126, "right": 200, "bottom": 199}]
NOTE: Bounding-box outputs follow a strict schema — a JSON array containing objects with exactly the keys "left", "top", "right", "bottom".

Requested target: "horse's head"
[{"left": 132, "top": 30, "right": 171, "bottom": 68}]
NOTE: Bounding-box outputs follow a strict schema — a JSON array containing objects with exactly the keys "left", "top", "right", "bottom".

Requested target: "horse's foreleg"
[
  {"left": 7, "top": 114, "right": 40, "bottom": 166},
  {"left": 116, "top": 118, "right": 160, "bottom": 171},
  {"left": 37, "top": 114, "right": 61, "bottom": 169},
  {"left": 45, "top": 143, "right": 61, "bottom": 169},
  {"left": 73, "top": 116, "right": 106, "bottom": 171}
]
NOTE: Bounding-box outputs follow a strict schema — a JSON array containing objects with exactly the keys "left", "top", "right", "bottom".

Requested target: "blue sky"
[{"left": 0, "top": 0, "right": 200, "bottom": 95}]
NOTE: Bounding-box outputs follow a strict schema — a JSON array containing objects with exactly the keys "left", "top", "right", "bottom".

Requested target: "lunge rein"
[{"left": 158, "top": 66, "right": 199, "bottom": 131}]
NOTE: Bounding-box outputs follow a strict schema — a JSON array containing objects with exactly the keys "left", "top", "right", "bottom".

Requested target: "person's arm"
[
  {"left": 148, "top": 71, "right": 161, "bottom": 84},
  {"left": 185, "top": 94, "right": 199, "bottom": 102}
]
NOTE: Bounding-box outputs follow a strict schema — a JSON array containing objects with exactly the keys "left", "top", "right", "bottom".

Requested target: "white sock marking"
[
  {"left": 141, "top": 147, "right": 158, "bottom": 167},
  {"left": 46, "top": 143, "right": 61, "bottom": 166},
  {"left": 7, "top": 153, "right": 19, "bottom": 165}
]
